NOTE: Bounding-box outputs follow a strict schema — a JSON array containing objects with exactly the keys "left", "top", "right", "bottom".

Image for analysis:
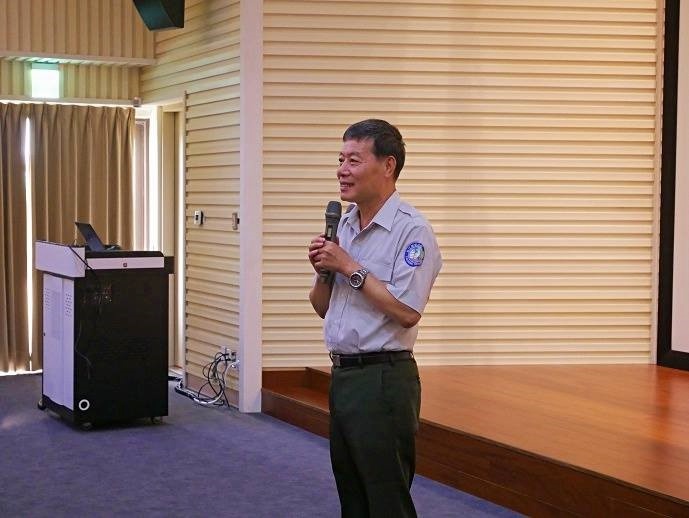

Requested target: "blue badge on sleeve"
[{"left": 404, "top": 242, "right": 425, "bottom": 267}]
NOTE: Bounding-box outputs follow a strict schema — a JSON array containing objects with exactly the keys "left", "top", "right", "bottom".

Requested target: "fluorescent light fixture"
[{"left": 31, "top": 63, "right": 60, "bottom": 99}]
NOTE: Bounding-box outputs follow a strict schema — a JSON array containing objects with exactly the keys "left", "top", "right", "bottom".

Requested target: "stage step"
[
  {"left": 262, "top": 367, "right": 330, "bottom": 439},
  {"left": 262, "top": 366, "right": 689, "bottom": 517}
]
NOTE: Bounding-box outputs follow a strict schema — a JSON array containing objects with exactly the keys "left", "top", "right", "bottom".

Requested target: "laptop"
[{"left": 75, "top": 222, "right": 106, "bottom": 252}]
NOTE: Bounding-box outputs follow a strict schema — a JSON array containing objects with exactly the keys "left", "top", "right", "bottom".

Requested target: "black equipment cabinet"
[{"left": 35, "top": 242, "right": 172, "bottom": 427}]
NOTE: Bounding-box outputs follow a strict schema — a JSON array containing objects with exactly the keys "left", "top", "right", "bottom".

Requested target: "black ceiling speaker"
[{"left": 133, "top": 0, "right": 185, "bottom": 30}]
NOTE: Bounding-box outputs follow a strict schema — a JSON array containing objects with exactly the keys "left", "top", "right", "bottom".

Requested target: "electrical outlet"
[{"left": 221, "top": 346, "right": 237, "bottom": 361}]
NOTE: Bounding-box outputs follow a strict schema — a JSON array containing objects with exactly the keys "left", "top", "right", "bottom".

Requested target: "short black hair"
[{"left": 343, "top": 119, "right": 406, "bottom": 179}]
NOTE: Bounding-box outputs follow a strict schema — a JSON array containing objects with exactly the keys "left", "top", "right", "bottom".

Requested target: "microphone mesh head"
[{"left": 325, "top": 201, "right": 342, "bottom": 218}]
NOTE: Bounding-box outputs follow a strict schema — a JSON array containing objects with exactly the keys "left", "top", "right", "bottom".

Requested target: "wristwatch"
[{"left": 349, "top": 268, "right": 369, "bottom": 290}]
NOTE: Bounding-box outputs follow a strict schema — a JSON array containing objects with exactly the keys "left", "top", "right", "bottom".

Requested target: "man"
[{"left": 307, "top": 119, "right": 442, "bottom": 517}]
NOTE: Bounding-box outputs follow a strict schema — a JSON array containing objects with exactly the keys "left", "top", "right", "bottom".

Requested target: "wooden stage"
[{"left": 262, "top": 364, "right": 689, "bottom": 517}]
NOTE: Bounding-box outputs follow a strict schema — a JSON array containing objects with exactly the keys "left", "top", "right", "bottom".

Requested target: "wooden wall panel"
[
  {"left": 61, "top": 64, "right": 139, "bottom": 101},
  {"left": 0, "top": 0, "right": 147, "bottom": 101},
  {"left": 0, "top": 0, "right": 154, "bottom": 63},
  {"left": 0, "top": 61, "right": 139, "bottom": 101},
  {"left": 142, "top": 0, "right": 240, "bottom": 386},
  {"left": 0, "top": 60, "right": 26, "bottom": 97},
  {"left": 140, "top": 0, "right": 238, "bottom": 103},
  {"left": 262, "top": 0, "right": 660, "bottom": 367}
]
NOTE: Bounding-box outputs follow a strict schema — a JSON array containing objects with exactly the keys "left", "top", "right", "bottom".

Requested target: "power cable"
[{"left": 174, "top": 351, "right": 238, "bottom": 408}]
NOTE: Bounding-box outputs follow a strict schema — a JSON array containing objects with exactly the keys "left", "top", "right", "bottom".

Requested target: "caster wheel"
[
  {"left": 80, "top": 422, "right": 93, "bottom": 431},
  {"left": 37, "top": 398, "right": 46, "bottom": 410},
  {"left": 150, "top": 416, "right": 163, "bottom": 424}
]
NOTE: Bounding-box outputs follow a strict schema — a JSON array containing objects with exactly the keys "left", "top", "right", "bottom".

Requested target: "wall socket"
[{"left": 221, "top": 346, "right": 237, "bottom": 362}]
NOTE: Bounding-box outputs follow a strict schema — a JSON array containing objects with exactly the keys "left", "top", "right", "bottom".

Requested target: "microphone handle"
[
  {"left": 319, "top": 220, "right": 338, "bottom": 284},
  {"left": 319, "top": 269, "right": 334, "bottom": 284}
]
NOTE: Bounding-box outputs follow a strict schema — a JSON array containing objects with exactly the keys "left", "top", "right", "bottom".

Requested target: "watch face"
[{"left": 349, "top": 269, "right": 367, "bottom": 289}]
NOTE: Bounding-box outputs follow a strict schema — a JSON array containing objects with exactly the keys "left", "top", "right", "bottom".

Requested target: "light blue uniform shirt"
[{"left": 324, "top": 191, "right": 442, "bottom": 354}]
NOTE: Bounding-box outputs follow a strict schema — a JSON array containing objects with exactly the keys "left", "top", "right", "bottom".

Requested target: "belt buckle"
[{"left": 331, "top": 353, "right": 341, "bottom": 368}]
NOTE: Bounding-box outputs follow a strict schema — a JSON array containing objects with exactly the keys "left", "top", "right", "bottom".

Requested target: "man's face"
[{"left": 337, "top": 138, "right": 391, "bottom": 205}]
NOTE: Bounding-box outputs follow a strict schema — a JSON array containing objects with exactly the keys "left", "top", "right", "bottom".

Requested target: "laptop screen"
[{"left": 75, "top": 222, "right": 106, "bottom": 252}]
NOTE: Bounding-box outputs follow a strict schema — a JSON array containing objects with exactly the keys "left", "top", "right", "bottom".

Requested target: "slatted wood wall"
[
  {"left": 0, "top": 60, "right": 26, "bottom": 96},
  {"left": 0, "top": 0, "right": 153, "bottom": 63},
  {"left": 141, "top": 0, "right": 240, "bottom": 386},
  {"left": 0, "top": 60, "right": 140, "bottom": 101},
  {"left": 1, "top": 0, "right": 664, "bottom": 376},
  {"left": 0, "top": 0, "right": 149, "bottom": 102},
  {"left": 61, "top": 64, "right": 140, "bottom": 101},
  {"left": 262, "top": 0, "right": 660, "bottom": 367}
]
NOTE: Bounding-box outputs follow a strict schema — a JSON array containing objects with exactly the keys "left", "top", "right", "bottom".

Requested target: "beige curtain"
[
  {"left": 30, "top": 104, "right": 135, "bottom": 369},
  {"left": 0, "top": 103, "right": 30, "bottom": 372}
]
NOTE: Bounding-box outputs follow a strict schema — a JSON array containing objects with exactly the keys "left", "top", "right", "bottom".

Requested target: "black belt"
[{"left": 330, "top": 350, "right": 413, "bottom": 368}]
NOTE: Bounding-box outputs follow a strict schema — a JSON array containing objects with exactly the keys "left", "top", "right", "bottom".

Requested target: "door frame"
[{"left": 658, "top": 0, "right": 689, "bottom": 369}]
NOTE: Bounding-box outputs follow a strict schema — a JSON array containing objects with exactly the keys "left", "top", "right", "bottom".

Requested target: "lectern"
[{"left": 35, "top": 241, "right": 172, "bottom": 427}]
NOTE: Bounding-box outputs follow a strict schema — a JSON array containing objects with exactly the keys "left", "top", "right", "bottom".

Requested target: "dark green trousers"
[{"left": 329, "top": 358, "right": 421, "bottom": 518}]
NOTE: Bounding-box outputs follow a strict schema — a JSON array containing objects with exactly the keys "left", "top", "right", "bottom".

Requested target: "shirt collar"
[{"left": 345, "top": 191, "right": 400, "bottom": 232}]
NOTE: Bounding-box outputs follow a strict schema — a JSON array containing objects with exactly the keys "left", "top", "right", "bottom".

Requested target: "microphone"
[{"left": 319, "top": 200, "right": 342, "bottom": 284}]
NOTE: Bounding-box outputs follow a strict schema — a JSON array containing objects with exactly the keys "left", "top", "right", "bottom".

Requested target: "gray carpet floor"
[{"left": 0, "top": 373, "right": 520, "bottom": 517}]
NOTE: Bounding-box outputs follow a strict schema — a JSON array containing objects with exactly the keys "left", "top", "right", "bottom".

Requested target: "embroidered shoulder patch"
[{"left": 404, "top": 242, "right": 425, "bottom": 267}]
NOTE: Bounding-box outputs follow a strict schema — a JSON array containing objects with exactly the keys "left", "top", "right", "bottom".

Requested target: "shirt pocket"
[{"left": 366, "top": 259, "right": 393, "bottom": 284}]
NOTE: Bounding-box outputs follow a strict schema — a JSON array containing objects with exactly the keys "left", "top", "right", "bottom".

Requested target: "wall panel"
[
  {"left": 0, "top": 60, "right": 26, "bottom": 97},
  {"left": 61, "top": 64, "right": 140, "bottom": 101},
  {"left": 0, "top": 0, "right": 154, "bottom": 63},
  {"left": 142, "top": 0, "right": 240, "bottom": 385},
  {"left": 140, "top": 0, "right": 238, "bottom": 103},
  {"left": 184, "top": 83, "right": 240, "bottom": 387},
  {"left": 263, "top": 0, "right": 660, "bottom": 367},
  {"left": 0, "top": 60, "right": 140, "bottom": 101}
]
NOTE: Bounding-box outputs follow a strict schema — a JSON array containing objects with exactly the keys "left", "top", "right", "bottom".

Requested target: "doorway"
[{"left": 136, "top": 102, "right": 185, "bottom": 373}]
